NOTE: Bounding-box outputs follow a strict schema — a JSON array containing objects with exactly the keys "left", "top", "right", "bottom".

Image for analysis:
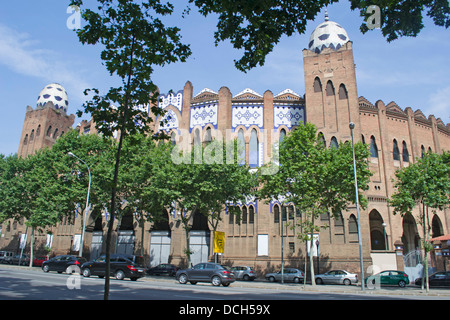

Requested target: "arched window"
[
  {"left": 334, "top": 212, "right": 345, "bottom": 235},
  {"left": 237, "top": 129, "right": 245, "bottom": 165},
  {"left": 242, "top": 206, "right": 247, "bottom": 224},
  {"left": 170, "top": 131, "right": 176, "bottom": 145},
  {"left": 326, "top": 80, "right": 335, "bottom": 96},
  {"left": 318, "top": 132, "right": 326, "bottom": 147},
  {"left": 370, "top": 136, "right": 378, "bottom": 158},
  {"left": 330, "top": 136, "right": 339, "bottom": 149},
  {"left": 393, "top": 139, "right": 400, "bottom": 161},
  {"left": 421, "top": 145, "right": 425, "bottom": 158},
  {"left": 204, "top": 127, "right": 212, "bottom": 144},
  {"left": 249, "top": 206, "right": 255, "bottom": 224},
  {"left": 313, "top": 77, "right": 322, "bottom": 93},
  {"left": 361, "top": 135, "right": 366, "bottom": 145},
  {"left": 30, "top": 130, "right": 35, "bottom": 141},
  {"left": 46, "top": 126, "right": 52, "bottom": 137},
  {"left": 402, "top": 141, "right": 409, "bottom": 162},
  {"left": 338, "top": 84, "right": 348, "bottom": 99},
  {"left": 23, "top": 134, "right": 28, "bottom": 145},
  {"left": 349, "top": 214, "right": 358, "bottom": 234},
  {"left": 36, "top": 125, "right": 41, "bottom": 137},
  {"left": 279, "top": 128, "right": 286, "bottom": 145},
  {"left": 194, "top": 128, "right": 201, "bottom": 146},
  {"left": 53, "top": 128, "right": 59, "bottom": 139},
  {"left": 249, "top": 129, "right": 258, "bottom": 167},
  {"left": 273, "top": 204, "right": 280, "bottom": 223}
]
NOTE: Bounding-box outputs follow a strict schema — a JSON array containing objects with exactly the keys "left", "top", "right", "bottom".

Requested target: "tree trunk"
[{"left": 104, "top": 34, "right": 136, "bottom": 300}]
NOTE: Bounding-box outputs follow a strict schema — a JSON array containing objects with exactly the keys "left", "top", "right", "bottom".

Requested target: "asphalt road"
[{"left": 0, "top": 265, "right": 448, "bottom": 302}]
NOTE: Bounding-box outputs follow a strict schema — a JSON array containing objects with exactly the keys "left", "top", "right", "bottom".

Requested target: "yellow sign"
[{"left": 214, "top": 231, "right": 225, "bottom": 254}]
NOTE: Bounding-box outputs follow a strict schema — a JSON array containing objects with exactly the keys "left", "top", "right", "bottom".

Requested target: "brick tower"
[
  {"left": 303, "top": 13, "right": 361, "bottom": 143},
  {"left": 18, "top": 83, "right": 75, "bottom": 158}
]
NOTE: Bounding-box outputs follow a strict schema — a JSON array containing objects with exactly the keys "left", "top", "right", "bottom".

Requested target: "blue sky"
[{"left": 0, "top": 1, "right": 449, "bottom": 156}]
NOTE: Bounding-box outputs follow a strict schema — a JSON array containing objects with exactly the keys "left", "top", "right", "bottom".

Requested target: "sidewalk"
[{"left": 142, "top": 275, "right": 450, "bottom": 298}]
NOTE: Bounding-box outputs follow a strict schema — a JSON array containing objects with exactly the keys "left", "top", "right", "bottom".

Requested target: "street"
[{"left": 0, "top": 265, "right": 449, "bottom": 301}]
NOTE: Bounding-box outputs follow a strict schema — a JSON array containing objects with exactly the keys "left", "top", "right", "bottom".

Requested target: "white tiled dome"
[
  {"left": 308, "top": 14, "right": 350, "bottom": 54},
  {"left": 37, "top": 83, "right": 69, "bottom": 113}
]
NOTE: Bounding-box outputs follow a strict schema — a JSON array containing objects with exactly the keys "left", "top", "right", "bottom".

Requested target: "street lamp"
[
  {"left": 68, "top": 152, "right": 91, "bottom": 258},
  {"left": 349, "top": 122, "right": 365, "bottom": 291}
]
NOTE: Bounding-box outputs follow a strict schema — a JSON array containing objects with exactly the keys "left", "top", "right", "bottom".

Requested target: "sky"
[{"left": 0, "top": 1, "right": 449, "bottom": 156}]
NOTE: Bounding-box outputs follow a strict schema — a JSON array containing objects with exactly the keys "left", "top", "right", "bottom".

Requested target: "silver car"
[
  {"left": 176, "top": 262, "right": 236, "bottom": 286},
  {"left": 231, "top": 266, "right": 256, "bottom": 281},
  {"left": 265, "top": 268, "right": 304, "bottom": 283},
  {"left": 315, "top": 270, "right": 358, "bottom": 285}
]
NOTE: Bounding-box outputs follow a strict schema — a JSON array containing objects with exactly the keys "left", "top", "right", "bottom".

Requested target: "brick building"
[{"left": 1, "top": 15, "right": 449, "bottom": 280}]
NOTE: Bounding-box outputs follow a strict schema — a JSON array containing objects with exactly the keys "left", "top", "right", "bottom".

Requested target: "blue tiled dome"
[
  {"left": 308, "top": 14, "right": 350, "bottom": 54},
  {"left": 37, "top": 83, "right": 69, "bottom": 113}
]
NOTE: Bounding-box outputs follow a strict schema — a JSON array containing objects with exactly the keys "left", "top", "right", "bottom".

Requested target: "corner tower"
[
  {"left": 18, "top": 83, "right": 75, "bottom": 158},
  {"left": 303, "top": 13, "right": 361, "bottom": 143}
]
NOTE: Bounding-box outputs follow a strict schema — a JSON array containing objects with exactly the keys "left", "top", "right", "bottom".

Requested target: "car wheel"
[
  {"left": 82, "top": 268, "right": 91, "bottom": 278},
  {"left": 268, "top": 276, "right": 275, "bottom": 282},
  {"left": 343, "top": 279, "right": 351, "bottom": 286},
  {"left": 222, "top": 282, "right": 231, "bottom": 287},
  {"left": 178, "top": 273, "right": 188, "bottom": 284},
  {"left": 190, "top": 281, "right": 197, "bottom": 285},
  {"left": 398, "top": 280, "right": 406, "bottom": 288},
  {"left": 211, "top": 276, "right": 221, "bottom": 286},
  {"left": 293, "top": 277, "right": 300, "bottom": 283},
  {"left": 42, "top": 265, "right": 50, "bottom": 273},
  {"left": 115, "top": 270, "right": 125, "bottom": 280},
  {"left": 243, "top": 275, "right": 250, "bottom": 281},
  {"left": 316, "top": 278, "right": 323, "bottom": 285}
]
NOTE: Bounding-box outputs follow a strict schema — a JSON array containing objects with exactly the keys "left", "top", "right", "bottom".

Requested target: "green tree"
[
  {"left": 389, "top": 151, "right": 450, "bottom": 292},
  {"left": 169, "top": 139, "right": 256, "bottom": 267},
  {"left": 258, "top": 123, "right": 372, "bottom": 285},
  {"left": 70, "top": 0, "right": 191, "bottom": 299}
]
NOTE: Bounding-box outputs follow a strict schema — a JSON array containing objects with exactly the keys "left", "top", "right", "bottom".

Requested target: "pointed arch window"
[
  {"left": 338, "top": 84, "right": 348, "bottom": 99},
  {"left": 279, "top": 128, "right": 286, "bottom": 145},
  {"left": 402, "top": 141, "right": 409, "bottom": 162},
  {"left": 273, "top": 204, "right": 280, "bottom": 223},
  {"left": 370, "top": 136, "right": 378, "bottom": 158},
  {"left": 249, "top": 205, "right": 255, "bottom": 224},
  {"left": 194, "top": 128, "right": 201, "bottom": 146},
  {"left": 204, "top": 127, "right": 212, "bottom": 144},
  {"left": 249, "top": 129, "right": 259, "bottom": 167},
  {"left": 313, "top": 77, "right": 322, "bottom": 93},
  {"left": 326, "top": 80, "right": 335, "bottom": 96},
  {"left": 330, "top": 136, "right": 339, "bottom": 149},
  {"left": 237, "top": 129, "right": 245, "bottom": 165},
  {"left": 242, "top": 205, "right": 247, "bottom": 224},
  {"left": 46, "top": 126, "right": 52, "bottom": 137},
  {"left": 393, "top": 139, "right": 400, "bottom": 161}
]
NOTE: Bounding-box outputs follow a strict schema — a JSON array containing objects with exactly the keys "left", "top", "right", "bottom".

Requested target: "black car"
[
  {"left": 147, "top": 263, "right": 178, "bottom": 277},
  {"left": 415, "top": 272, "right": 450, "bottom": 287},
  {"left": 176, "top": 262, "right": 236, "bottom": 286},
  {"left": 42, "top": 255, "right": 87, "bottom": 274},
  {"left": 81, "top": 254, "right": 146, "bottom": 281}
]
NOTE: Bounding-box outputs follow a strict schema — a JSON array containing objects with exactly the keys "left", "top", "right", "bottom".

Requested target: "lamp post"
[
  {"left": 382, "top": 222, "right": 388, "bottom": 250},
  {"left": 349, "top": 122, "right": 365, "bottom": 291},
  {"left": 68, "top": 152, "right": 91, "bottom": 258}
]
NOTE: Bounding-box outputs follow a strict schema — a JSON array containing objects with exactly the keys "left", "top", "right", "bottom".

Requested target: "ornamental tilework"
[
  {"left": 158, "top": 91, "right": 183, "bottom": 114},
  {"left": 232, "top": 105, "right": 264, "bottom": 129},
  {"left": 189, "top": 103, "right": 218, "bottom": 131},
  {"left": 273, "top": 105, "right": 305, "bottom": 129},
  {"left": 158, "top": 109, "right": 179, "bottom": 132}
]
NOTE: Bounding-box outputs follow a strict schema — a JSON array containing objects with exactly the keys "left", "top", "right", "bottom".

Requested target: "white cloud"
[
  {"left": 428, "top": 86, "right": 450, "bottom": 122},
  {"left": 0, "top": 23, "right": 90, "bottom": 103}
]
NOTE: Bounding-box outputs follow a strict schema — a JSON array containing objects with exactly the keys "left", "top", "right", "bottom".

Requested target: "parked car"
[
  {"left": 4, "top": 254, "right": 30, "bottom": 266},
  {"left": 315, "top": 270, "right": 358, "bottom": 285},
  {"left": 365, "top": 270, "right": 410, "bottom": 288},
  {"left": 176, "top": 262, "right": 236, "bottom": 286},
  {"left": 42, "top": 255, "right": 87, "bottom": 274},
  {"left": 415, "top": 272, "right": 450, "bottom": 287},
  {"left": 0, "top": 251, "right": 14, "bottom": 264},
  {"left": 231, "top": 266, "right": 256, "bottom": 281},
  {"left": 81, "top": 254, "right": 146, "bottom": 281},
  {"left": 33, "top": 256, "right": 48, "bottom": 267},
  {"left": 265, "top": 268, "right": 304, "bottom": 283},
  {"left": 147, "top": 263, "right": 178, "bottom": 277}
]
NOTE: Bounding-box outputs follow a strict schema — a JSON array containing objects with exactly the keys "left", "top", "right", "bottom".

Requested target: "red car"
[{"left": 33, "top": 256, "right": 48, "bottom": 267}]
